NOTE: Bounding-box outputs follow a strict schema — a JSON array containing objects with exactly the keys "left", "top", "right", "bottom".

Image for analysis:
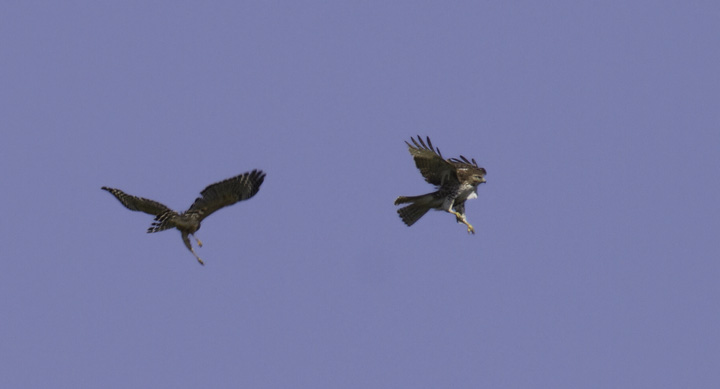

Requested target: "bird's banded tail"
[
  {"left": 147, "top": 211, "right": 177, "bottom": 233},
  {"left": 394, "top": 193, "right": 436, "bottom": 227},
  {"left": 396, "top": 203, "right": 431, "bottom": 226}
]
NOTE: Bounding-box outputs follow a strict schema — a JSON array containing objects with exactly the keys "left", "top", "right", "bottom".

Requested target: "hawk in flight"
[
  {"left": 102, "top": 170, "right": 265, "bottom": 265},
  {"left": 395, "top": 136, "right": 486, "bottom": 234}
]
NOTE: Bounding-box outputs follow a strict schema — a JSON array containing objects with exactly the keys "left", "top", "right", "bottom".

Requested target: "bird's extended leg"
[
  {"left": 449, "top": 210, "right": 475, "bottom": 234},
  {"left": 193, "top": 234, "right": 203, "bottom": 247},
  {"left": 182, "top": 232, "right": 205, "bottom": 266},
  {"left": 443, "top": 199, "right": 475, "bottom": 235}
]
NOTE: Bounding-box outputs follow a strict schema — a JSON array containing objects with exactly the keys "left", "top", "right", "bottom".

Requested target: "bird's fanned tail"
[
  {"left": 147, "top": 210, "right": 178, "bottom": 233},
  {"left": 396, "top": 203, "right": 431, "bottom": 226},
  {"left": 394, "top": 193, "right": 436, "bottom": 226}
]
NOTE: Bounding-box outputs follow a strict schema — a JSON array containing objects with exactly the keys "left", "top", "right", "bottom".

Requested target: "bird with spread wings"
[
  {"left": 395, "top": 136, "right": 486, "bottom": 234},
  {"left": 102, "top": 170, "right": 265, "bottom": 265}
]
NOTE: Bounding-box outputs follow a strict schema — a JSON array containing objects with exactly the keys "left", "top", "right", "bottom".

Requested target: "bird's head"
[{"left": 471, "top": 168, "right": 487, "bottom": 186}]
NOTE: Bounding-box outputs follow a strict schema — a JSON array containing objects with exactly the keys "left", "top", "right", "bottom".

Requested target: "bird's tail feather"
[
  {"left": 395, "top": 193, "right": 437, "bottom": 226},
  {"left": 394, "top": 192, "right": 438, "bottom": 206},
  {"left": 397, "top": 203, "right": 431, "bottom": 226},
  {"left": 147, "top": 211, "right": 176, "bottom": 233}
]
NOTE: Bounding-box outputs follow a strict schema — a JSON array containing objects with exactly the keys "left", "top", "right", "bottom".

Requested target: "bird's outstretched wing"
[
  {"left": 405, "top": 136, "right": 458, "bottom": 186},
  {"left": 186, "top": 170, "right": 266, "bottom": 221},
  {"left": 101, "top": 187, "right": 172, "bottom": 215}
]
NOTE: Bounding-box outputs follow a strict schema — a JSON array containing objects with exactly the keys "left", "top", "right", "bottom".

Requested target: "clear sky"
[{"left": 2, "top": 1, "right": 719, "bottom": 387}]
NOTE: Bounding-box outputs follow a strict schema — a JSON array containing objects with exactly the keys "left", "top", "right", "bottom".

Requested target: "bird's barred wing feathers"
[
  {"left": 187, "top": 169, "right": 266, "bottom": 221},
  {"left": 101, "top": 187, "right": 173, "bottom": 216}
]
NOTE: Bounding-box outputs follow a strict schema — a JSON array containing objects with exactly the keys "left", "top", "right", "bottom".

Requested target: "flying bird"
[
  {"left": 102, "top": 170, "right": 265, "bottom": 265},
  {"left": 395, "top": 136, "right": 486, "bottom": 234}
]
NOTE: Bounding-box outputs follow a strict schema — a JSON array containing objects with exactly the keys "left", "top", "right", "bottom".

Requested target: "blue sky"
[{"left": 2, "top": 1, "right": 719, "bottom": 387}]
